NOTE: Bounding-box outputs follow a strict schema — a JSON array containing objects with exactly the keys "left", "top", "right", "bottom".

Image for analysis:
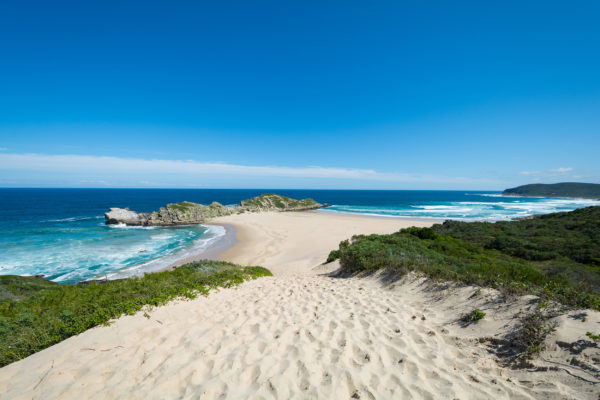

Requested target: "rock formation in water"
[
  {"left": 105, "top": 201, "right": 232, "bottom": 226},
  {"left": 104, "top": 194, "right": 322, "bottom": 226},
  {"left": 238, "top": 193, "right": 323, "bottom": 212}
]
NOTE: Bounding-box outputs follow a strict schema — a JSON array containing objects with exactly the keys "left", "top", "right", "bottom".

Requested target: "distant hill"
[{"left": 503, "top": 182, "right": 600, "bottom": 199}]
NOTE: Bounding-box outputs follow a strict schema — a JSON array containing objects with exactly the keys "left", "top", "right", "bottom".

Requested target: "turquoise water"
[
  {"left": 1, "top": 189, "right": 598, "bottom": 283},
  {"left": 320, "top": 194, "right": 600, "bottom": 221},
  {"left": 0, "top": 215, "right": 225, "bottom": 284}
]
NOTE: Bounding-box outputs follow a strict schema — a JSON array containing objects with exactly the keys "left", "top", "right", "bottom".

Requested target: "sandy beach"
[
  {"left": 209, "top": 211, "right": 436, "bottom": 276},
  {"left": 1, "top": 211, "right": 599, "bottom": 399}
]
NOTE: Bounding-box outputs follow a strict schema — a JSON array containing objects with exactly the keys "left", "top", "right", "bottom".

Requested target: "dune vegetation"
[
  {"left": 328, "top": 206, "right": 600, "bottom": 310},
  {"left": 0, "top": 261, "right": 271, "bottom": 367}
]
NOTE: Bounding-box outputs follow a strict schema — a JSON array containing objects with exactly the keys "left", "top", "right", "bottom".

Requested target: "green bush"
[
  {"left": 461, "top": 308, "right": 486, "bottom": 323},
  {"left": 433, "top": 206, "right": 600, "bottom": 266},
  {"left": 404, "top": 226, "right": 438, "bottom": 240},
  {"left": 326, "top": 250, "right": 340, "bottom": 263},
  {"left": 586, "top": 331, "right": 600, "bottom": 341}
]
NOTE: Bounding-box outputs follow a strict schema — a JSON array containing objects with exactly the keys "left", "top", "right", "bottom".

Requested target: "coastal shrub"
[
  {"left": 586, "top": 331, "right": 600, "bottom": 341},
  {"left": 326, "top": 250, "right": 340, "bottom": 263},
  {"left": 0, "top": 275, "right": 57, "bottom": 301},
  {"left": 404, "top": 226, "right": 437, "bottom": 240},
  {"left": 330, "top": 207, "right": 600, "bottom": 310},
  {"left": 514, "top": 310, "right": 557, "bottom": 359},
  {"left": 461, "top": 308, "right": 486, "bottom": 323},
  {"left": 433, "top": 206, "right": 600, "bottom": 266},
  {"left": 274, "top": 199, "right": 286, "bottom": 209},
  {"left": 0, "top": 261, "right": 271, "bottom": 367}
]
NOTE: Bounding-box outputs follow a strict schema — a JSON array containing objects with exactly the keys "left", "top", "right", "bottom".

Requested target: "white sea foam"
[
  {"left": 414, "top": 205, "right": 459, "bottom": 210},
  {"left": 316, "top": 208, "right": 445, "bottom": 220},
  {"left": 45, "top": 215, "right": 104, "bottom": 222},
  {"left": 320, "top": 196, "right": 600, "bottom": 222},
  {"left": 0, "top": 221, "right": 227, "bottom": 283},
  {"left": 104, "top": 225, "right": 226, "bottom": 280},
  {"left": 106, "top": 223, "right": 157, "bottom": 230},
  {"left": 477, "top": 193, "right": 504, "bottom": 198}
]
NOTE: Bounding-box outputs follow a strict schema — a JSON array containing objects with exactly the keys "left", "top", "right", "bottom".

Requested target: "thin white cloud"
[
  {"left": 0, "top": 147, "right": 7, "bottom": 151},
  {"left": 519, "top": 170, "right": 541, "bottom": 176},
  {"left": 520, "top": 167, "right": 575, "bottom": 178},
  {"left": 550, "top": 167, "right": 573, "bottom": 173},
  {"left": 0, "top": 152, "right": 496, "bottom": 186}
]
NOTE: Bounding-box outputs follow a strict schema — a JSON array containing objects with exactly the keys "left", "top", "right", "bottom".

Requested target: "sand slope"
[{"left": 1, "top": 211, "right": 599, "bottom": 399}]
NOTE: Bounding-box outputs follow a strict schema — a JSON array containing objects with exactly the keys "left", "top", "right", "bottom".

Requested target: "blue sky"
[{"left": 0, "top": 1, "right": 598, "bottom": 189}]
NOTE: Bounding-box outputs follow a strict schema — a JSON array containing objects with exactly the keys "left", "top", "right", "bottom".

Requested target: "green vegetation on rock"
[
  {"left": 106, "top": 193, "right": 322, "bottom": 226},
  {"left": 166, "top": 201, "right": 198, "bottom": 212},
  {"left": 239, "top": 193, "right": 321, "bottom": 211},
  {"left": 329, "top": 206, "right": 600, "bottom": 310},
  {"left": 163, "top": 201, "right": 231, "bottom": 221},
  {"left": 0, "top": 261, "right": 271, "bottom": 367},
  {"left": 503, "top": 182, "right": 600, "bottom": 199}
]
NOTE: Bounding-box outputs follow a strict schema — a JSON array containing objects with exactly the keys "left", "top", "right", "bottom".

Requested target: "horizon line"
[{"left": 0, "top": 187, "right": 503, "bottom": 191}]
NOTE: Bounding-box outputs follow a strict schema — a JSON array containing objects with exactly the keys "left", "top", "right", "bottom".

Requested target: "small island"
[
  {"left": 104, "top": 193, "right": 323, "bottom": 226},
  {"left": 503, "top": 182, "right": 600, "bottom": 199}
]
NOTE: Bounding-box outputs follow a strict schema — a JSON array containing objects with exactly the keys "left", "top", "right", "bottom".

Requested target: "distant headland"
[
  {"left": 105, "top": 193, "right": 324, "bottom": 226},
  {"left": 503, "top": 182, "right": 600, "bottom": 199}
]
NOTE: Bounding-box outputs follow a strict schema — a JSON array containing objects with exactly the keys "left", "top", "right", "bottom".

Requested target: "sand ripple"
[{"left": 1, "top": 274, "right": 587, "bottom": 399}]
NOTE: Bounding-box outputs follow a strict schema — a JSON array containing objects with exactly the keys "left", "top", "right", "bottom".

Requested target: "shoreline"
[
  {"left": 84, "top": 211, "right": 438, "bottom": 282},
  {"left": 162, "top": 223, "right": 238, "bottom": 271},
  {"left": 315, "top": 208, "right": 447, "bottom": 222},
  {"left": 163, "top": 210, "right": 437, "bottom": 274},
  {"left": 80, "top": 198, "right": 600, "bottom": 282}
]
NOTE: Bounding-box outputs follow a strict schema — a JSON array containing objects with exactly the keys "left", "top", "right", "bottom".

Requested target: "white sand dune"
[{"left": 1, "top": 211, "right": 599, "bottom": 399}]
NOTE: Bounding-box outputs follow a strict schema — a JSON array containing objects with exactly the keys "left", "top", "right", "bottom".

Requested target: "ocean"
[{"left": 1, "top": 188, "right": 598, "bottom": 284}]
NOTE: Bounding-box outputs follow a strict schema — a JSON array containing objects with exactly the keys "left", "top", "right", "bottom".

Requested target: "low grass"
[
  {"left": 299, "top": 198, "right": 318, "bottom": 207},
  {"left": 0, "top": 276, "right": 57, "bottom": 302},
  {"left": 586, "top": 331, "right": 600, "bottom": 341},
  {"left": 0, "top": 261, "right": 271, "bottom": 367},
  {"left": 273, "top": 199, "right": 286, "bottom": 209},
  {"left": 328, "top": 208, "right": 600, "bottom": 311},
  {"left": 461, "top": 308, "right": 486, "bottom": 323},
  {"left": 514, "top": 310, "right": 557, "bottom": 359}
]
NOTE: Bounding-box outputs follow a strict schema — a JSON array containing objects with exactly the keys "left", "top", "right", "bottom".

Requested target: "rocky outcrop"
[
  {"left": 104, "top": 208, "right": 146, "bottom": 225},
  {"left": 239, "top": 193, "right": 322, "bottom": 212},
  {"left": 105, "top": 194, "right": 322, "bottom": 226},
  {"left": 105, "top": 201, "right": 233, "bottom": 226}
]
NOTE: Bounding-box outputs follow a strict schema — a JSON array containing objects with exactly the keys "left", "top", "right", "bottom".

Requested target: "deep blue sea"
[{"left": 1, "top": 189, "right": 598, "bottom": 284}]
